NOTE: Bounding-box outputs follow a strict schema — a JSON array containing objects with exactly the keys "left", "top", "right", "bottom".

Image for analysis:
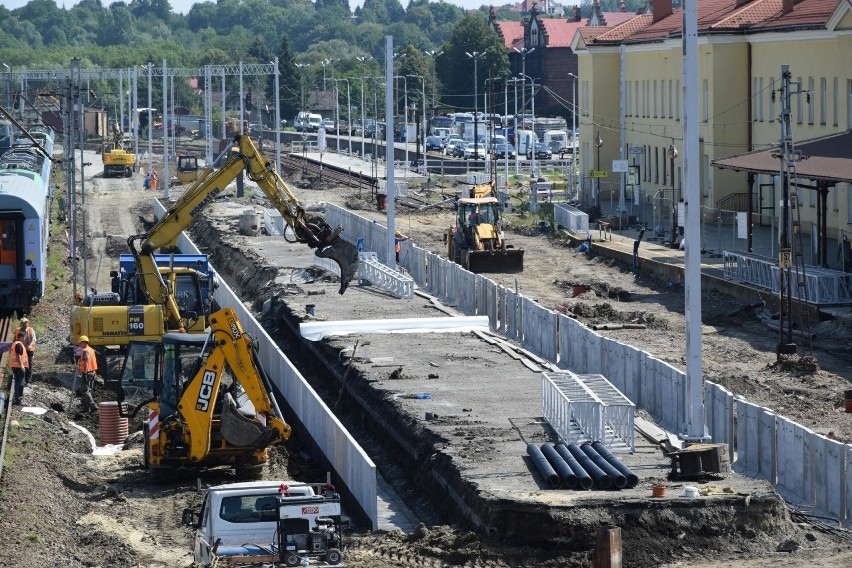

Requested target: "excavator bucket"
[
  {"left": 315, "top": 238, "right": 360, "bottom": 294},
  {"left": 465, "top": 248, "right": 525, "bottom": 274},
  {"left": 220, "top": 393, "right": 282, "bottom": 448}
]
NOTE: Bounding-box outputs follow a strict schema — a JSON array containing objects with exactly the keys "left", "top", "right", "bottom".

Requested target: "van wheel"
[
  {"left": 283, "top": 552, "right": 301, "bottom": 567},
  {"left": 325, "top": 548, "right": 343, "bottom": 565}
]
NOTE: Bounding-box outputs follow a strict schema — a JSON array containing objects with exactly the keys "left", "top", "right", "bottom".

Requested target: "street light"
[
  {"left": 513, "top": 47, "right": 535, "bottom": 119},
  {"left": 466, "top": 51, "right": 487, "bottom": 160},
  {"left": 568, "top": 72, "right": 578, "bottom": 197},
  {"left": 320, "top": 58, "right": 336, "bottom": 91},
  {"left": 424, "top": 49, "right": 443, "bottom": 118},
  {"left": 667, "top": 141, "right": 679, "bottom": 247},
  {"left": 594, "top": 131, "right": 604, "bottom": 207}
]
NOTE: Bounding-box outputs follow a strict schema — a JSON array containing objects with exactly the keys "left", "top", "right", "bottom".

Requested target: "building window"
[
  {"left": 635, "top": 80, "right": 639, "bottom": 118},
  {"left": 668, "top": 80, "right": 673, "bottom": 119},
  {"left": 654, "top": 146, "right": 659, "bottom": 184},
  {"left": 643, "top": 80, "right": 648, "bottom": 117},
  {"left": 626, "top": 81, "right": 631, "bottom": 116},
  {"left": 654, "top": 79, "right": 659, "bottom": 118},
  {"left": 820, "top": 77, "right": 827, "bottom": 125},
  {"left": 833, "top": 77, "right": 838, "bottom": 126},
  {"left": 758, "top": 77, "right": 764, "bottom": 122},
  {"left": 675, "top": 80, "right": 681, "bottom": 120},
  {"left": 703, "top": 79, "right": 709, "bottom": 122},
  {"left": 833, "top": 183, "right": 839, "bottom": 212},
  {"left": 808, "top": 77, "right": 814, "bottom": 125},
  {"left": 645, "top": 145, "right": 649, "bottom": 182},
  {"left": 769, "top": 77, "right": 775, "bottom": 121},
  {"left": 661, "top": 78, "right": 666, "bottom": 118},
  {"left": 752, "top": 77, "right": 758, "bottom": 119},
  {"left": 797, "top": 77, "right": 803, "bottom": 124}
]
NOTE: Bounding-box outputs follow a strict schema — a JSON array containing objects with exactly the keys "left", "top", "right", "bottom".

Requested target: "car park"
[
  {"left": 425, "top": 136, "right": 444, "bottom": 152},
  {"left": 527, "top": 142, "right": 553, "bottom": 160},
  {"left": 493, "top": 142, "right": 515, "bottom": 159}
]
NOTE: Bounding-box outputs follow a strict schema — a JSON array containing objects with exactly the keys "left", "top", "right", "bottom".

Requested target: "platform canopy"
[{"left": 713, "top": 129, "right": 852, "bottom": 183}]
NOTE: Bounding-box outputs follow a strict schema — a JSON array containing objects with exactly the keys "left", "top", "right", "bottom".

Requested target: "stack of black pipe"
[{"left": 527, "top": 441, "right": 639, "bottom": 490}]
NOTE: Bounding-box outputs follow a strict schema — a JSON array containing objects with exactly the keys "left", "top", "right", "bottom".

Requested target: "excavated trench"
[{"left": 190, "top": 217, "right": 798, "bottom": 564}]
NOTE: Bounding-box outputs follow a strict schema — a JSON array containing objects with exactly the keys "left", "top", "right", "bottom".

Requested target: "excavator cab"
[{"left": 177, "top": 154, "right": 199, "bottom": 185}]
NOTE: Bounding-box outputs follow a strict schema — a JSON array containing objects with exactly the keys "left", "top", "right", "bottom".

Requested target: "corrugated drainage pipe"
[
  {"left": 581, "top": 442, "right": 627, "bottom": 489},
  {"left": 554, "top": 442, "right": 593, "bottom": 490},
  {"left": 527, "top": 443, "right": 560, "bottom": 488},
  {"left": 540, "top": 443, "right": 578, "bottom": 489},
  {"left": 567, "top": 442, "right": 612, "bottom": 490},
  {"left": 591, "top": 441, "right": 639, "bottom": 488},
  {"left": 98, "top": 401, "right": 129, "bottom": 445}
]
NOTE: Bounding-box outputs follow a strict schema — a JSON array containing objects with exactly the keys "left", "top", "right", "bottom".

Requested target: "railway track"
[{"left": 281, "top": 153, "right": 377, "bottom": 192}]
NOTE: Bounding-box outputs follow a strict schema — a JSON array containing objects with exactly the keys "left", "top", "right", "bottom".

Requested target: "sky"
[{"left": 2, "top": 0, "right": 493, "bottom": 14}]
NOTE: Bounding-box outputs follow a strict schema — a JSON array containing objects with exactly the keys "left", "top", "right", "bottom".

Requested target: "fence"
[{"left": 326, "top": 202, "right": 852, "bottom": 526}]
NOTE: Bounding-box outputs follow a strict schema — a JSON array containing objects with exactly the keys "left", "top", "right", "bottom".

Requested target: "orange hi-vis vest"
[
  {"left": 10, "top": 341, "right": 28, "bottom": 369},
  {"left": 79, "top": 345, "right": 97, "bottom": 374},
  {"left": 14, "top": 327, "right": 35, "bottom": 352}
]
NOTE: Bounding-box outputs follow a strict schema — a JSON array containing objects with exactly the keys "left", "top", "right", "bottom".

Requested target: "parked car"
[
  {"left": 321, "top": 118, "right": 336, "bottom": 131},
  {"left": 425, "top": 136, "right": 444, "bottom": 152},
  {"left": 453, "top": 141, "right": 471, "bottom": 158},
  {"left": 444, "top": 138, "right": 464, "bottom": 156},
  {"left": 493, "top": 142, "right": 515, "bottom": 159},
  {"left": 527, "top": 142, "right": 553, "bottom": 160},
  {"left": 463, "top": 142, "right": 486, "bottom": 160}
]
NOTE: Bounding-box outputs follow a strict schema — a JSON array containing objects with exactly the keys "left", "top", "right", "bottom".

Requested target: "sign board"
[
  {"left": 629, "top": 146, "right": 644, "bottom": 154},
  {"left": 317, "top": 129, "right": 326, "bottom": 153},
  {"left": 589, "top": 170, "right": 608, "bottom": 178},
  {"left": 736, "top": 212, "right": 747, "bottom": 239},
  {"left": 612, "top": 159, "right": 629, "bottom": 173},
  {"left": 627, "top": 165, "right": 639, "bottom": 186},
  {"left": 779, "top": 249, "right": 792, "bottom": 269}
]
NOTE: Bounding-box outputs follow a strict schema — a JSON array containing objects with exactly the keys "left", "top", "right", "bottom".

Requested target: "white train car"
[{"left": 0, "top": 129, "right": 54, "bottom": 311}]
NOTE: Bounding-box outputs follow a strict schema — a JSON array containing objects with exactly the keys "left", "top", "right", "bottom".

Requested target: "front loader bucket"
[
  {"left": 465, "top": 248, "right": 524, "bottom": 274},
  {"left": 315, "top": 238, "right": 360, "bottom": 294}
]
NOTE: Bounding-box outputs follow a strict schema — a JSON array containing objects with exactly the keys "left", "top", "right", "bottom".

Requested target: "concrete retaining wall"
[{"left": 324, "top": 203, "right": 852, "bottom": 527}]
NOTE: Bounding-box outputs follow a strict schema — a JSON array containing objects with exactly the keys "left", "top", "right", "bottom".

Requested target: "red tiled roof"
[
  {"left": 495, "top": 21, "right": 524, "bottom": 49},
  {"left": 748, "top": 0, "right": 841, "bottom": 30},
  {"left": 593, "top": 13, "right": 653, "bottom": 42},
  {"left": 597, "top": 11, "right": 639, "bottom": 27},
  {"left": 539, "top": 20, "right": 586, "bottom": 47}
]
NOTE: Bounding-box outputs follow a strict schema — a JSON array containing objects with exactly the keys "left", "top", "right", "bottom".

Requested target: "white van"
[
  {"left": 294, "top": 112, "right": 323, "bottom": 132},
  {"left": 183, "top": 480, "right": 341, "bottom": 567},
  {"left": 515, "top": 129, "right": 538, "bottom": 156},
  {"left": 544, "top": 130, "right": 568, "bottom": 154}
]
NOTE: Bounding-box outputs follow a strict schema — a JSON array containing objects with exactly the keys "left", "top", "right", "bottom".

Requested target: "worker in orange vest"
[
  {"left": 14, "top": 317, "right": 36, "bottom": 385},
  {"left": 77, "top": 335, "right": 98, "bottom": 413},
  {"left": 10, "top": 331, "right": 29, "bottom": 406}
]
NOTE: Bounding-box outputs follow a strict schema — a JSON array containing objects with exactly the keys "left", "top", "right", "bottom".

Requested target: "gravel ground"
[{"left": 1, "top": 149, "right": 850, "bottom": 568}]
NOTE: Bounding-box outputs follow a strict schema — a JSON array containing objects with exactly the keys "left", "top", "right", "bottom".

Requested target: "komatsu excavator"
[
  {"left": 70, "top": 135, "right": 359, "bottom": 347},
  {"left": 109, "top": 306, "right": 291, "bottom": 478}
]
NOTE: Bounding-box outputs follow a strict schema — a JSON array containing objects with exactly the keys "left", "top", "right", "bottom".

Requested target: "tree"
[
  {"left": 436, "top": 13, "right": 508, "bottom": 111},
  {"left": 269, "top": 35, "right": 300, "bottom": 121}
]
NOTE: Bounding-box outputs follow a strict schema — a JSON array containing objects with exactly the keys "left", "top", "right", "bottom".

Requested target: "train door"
[{"left": 0, "top": 218, "right": 21, "bottom": 280}]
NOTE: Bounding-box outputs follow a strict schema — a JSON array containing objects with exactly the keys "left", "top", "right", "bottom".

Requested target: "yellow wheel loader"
[{"left": 446, "top": 182, "right": 524, "bottom": 273}]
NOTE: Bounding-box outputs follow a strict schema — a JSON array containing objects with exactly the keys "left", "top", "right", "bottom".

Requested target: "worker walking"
[
  {"left": 10, "top": 331, "right": 29, "bottom": 406},
  {"left": 150, "top": 169, "right": 159, "bottom": 191},
  {"left": 14, "top": 317, "right": 36, "bottom": 385},
  {"left": 77, "top": 335, "right": 98, "bottom": 413}
]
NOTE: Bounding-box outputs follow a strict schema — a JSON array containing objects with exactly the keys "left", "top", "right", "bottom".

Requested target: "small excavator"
[
  {"left": 101, "top": 122, "right": 135, "bottom": 178},
  {"left": 446, "top": 181, "right": 524, "bottom": 273}
]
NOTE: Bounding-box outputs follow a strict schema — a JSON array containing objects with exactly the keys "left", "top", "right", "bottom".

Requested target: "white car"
[
  {"left": 321, "top": 119, "right": 336, "bottom": 131},
  {"left": 444, "top": 138, "right": 465, "bottom": 156},
  {"left": 463, "top": 143, "right": 486, "bottom": 160}
]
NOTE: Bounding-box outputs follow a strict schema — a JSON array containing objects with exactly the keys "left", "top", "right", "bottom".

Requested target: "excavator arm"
[
  {"left": 128, "top": 134, "right": 359, "bottom": 329},
  {"left": 178, "top": 308, "right": 291, "bottom": 462}
]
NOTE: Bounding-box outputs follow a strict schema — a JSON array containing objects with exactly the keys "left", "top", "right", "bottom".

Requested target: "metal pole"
[
  {"left": 132, "top": 68, "right": 138, "bottom": 158},
  {"left": 119, "top": 71, "right": 124, "bottom": 138},
  {"left": 346, "top": 79, "right": 352, "bottom": 155},
  {"left": 360, "top": 77, "right": 366, "bottom": 158},
  {"left": 619, "top": 45, "right": 626, "bottom": 226},
  {"left": 514, "top": 79, "right": 518, "bottom": 176},
  {"left": 504, "top": 81, "right": 509, "bottom": 184},
  {"left": 239, "top": 61, "right": 244, "bottom": 134},
  {"left": 78, "top": 61, "right": 88, "bottom": 293},
  {"left": 274, "top": 57, "right": 281, "bottom": 173},
  {"left": 385, "top": 36, "right": 396, "bottom": 269},
  {"left": 162, "top": 59, "right": 169, "bottom": 199},
  {"left": 147, "top": 61, "right": 153, "bottom": 174},
  {"left": 69, "top": 60, "right": 79, "bottom": 297},
  {"left": 221, "top": 69, "right": 226, "bottom": 143}
]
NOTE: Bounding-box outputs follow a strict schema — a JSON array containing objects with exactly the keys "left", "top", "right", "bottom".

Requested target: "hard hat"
[
  {"left": 20, "top": 317, "right": 28, "bottom": 324},
  {"left": 395, "top": 230, "right": 402, "bottom": 237},
  {"left": 78, "top": 335, "right": 90, "bottom": 343}
]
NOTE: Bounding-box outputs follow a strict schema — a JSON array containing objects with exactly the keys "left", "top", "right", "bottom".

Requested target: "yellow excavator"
[
  {"left": 446, "top": 181, "right": 524, "bottom": 273},
  {"left": 101, "top": 122, "right": 135, "bottom": 178},
  {"left": 109, "top": 306, "right": 291, "bottom": 478},
  {"left": 70, "top": 134, "right": 360, "bottom": 347}
]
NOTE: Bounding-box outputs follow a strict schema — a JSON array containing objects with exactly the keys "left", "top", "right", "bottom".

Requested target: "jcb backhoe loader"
[
  {"left": 70, "top": 134, "right": 359, "bottom": 348},
  {"left": 446, "top": 181, "right": 524, "bottom": 273},
  {"left": 108, "top": 307, "right": 291, "bottom": 478}
]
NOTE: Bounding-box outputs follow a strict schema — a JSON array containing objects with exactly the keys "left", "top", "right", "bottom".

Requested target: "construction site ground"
[{"left": 1, "top": 149, "right": 851, "bottom": 568}]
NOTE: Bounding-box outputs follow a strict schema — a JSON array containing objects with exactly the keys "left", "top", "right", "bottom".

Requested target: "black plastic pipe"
[
  {"left": 527, "top": 443, "right": 561, "bottom": 488},
  {"left": 581, "top": 442, "right": 627, "bottom": 489},
  {"left": 540, "top": 443, "right": 578, "bottom": 489},
  {"left": 554, "top": 442, "right": 593, "bottom": 490},
  {"left": 591, "top": 441, "right": 639, "bottom": 488},
  {"left": 566, "top": 442, "right": 612, "bottom": 490}
]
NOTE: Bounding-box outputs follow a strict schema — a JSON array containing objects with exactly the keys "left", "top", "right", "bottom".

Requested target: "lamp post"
[
  {"left": 466, "top": 51, "right": 486, "bottom": 162},
  {"left": 295, "top": 63, "right": 309, "bottom": 162},
  {"left": 342, "top": 78, "right": 352, "bottom": 155},
  {"left": 513, "top": 47, "right": 535, "bottom": 119},
  {"left": 568, "top": 72, "right": 578, "bottom": 197},
  {"left": 407, "top": 74, "right": 425, "bottom": 169},
  {"left": 357, "top": 76, "right": 370, "bottom": 158},
  {"left": 520, "top": 73, "right": 537, "bottom": 178},
  {"left": 667, "top": 141, "right": 679, "bottom": 247},
  {"left": 330, "top": 78, "right": 341, "bottom": 153},
  {"left": 320, "top": 58, "right": 333, "bottom": 91},
  {"left": 424, "top": 49, "right": 443, "bottom": 119},
  {"left": 594, "top": 131, "right": 604, "bottom": 207}
]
